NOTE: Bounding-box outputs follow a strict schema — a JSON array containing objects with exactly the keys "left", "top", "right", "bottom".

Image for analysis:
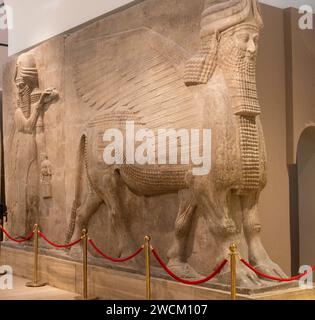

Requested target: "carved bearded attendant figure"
[{"left": 12, "top": 53, "right": 58, "bottom": 235}]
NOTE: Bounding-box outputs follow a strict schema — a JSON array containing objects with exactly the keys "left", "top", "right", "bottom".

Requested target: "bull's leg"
[
  {"left": 69, "top": 191, "right": 103, "bottom": 257},
  {"left": 190, "top": 176, "right": 266, "bottom": 287},
  {"left": 101, "top": 170, "right": 133, "bottom": 258},
  {"left": 242, "top": 193, "right": 287, "bottom": 279},
  {"left": 167, "top": 189, "right": 200, "bottom": 278},
  {"left": 205, "top": 190, "right": 265, "bottom": 288},
  {"left": 71, "top": 192, "right": 103, "bottom": 242}
]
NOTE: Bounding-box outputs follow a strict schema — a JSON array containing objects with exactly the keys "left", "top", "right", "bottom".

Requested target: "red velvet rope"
[
  {"left": 0, "top": 226, "right": 34, "bottom": 243},
  {"left": 240, "top": 258, "right": 315, "bottom": 282},
  {"left": 88, "top": 239, "right": 143, "bottom": 262},
  {"left": 39, "top": 231, "right": 82, "bottom": 248},
  {"left": 152, "top": 248, "right": 228, "bottom": 285}
]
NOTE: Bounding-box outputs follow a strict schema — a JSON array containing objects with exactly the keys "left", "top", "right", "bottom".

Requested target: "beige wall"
[
  {"left": 257, "top": 4, "right": 291, "bottom": 275},
  {"left": 285, "top": 8, "right": 315, "bottom": 272},
  {"left": 290, "top": 9, "right": 315, "bottom": 163},
  {"left": 254, "top": 4, "right": 315, "bottom": 276},
  {"left": 257, "top": 6, "right": 315, "bottom": 274}
]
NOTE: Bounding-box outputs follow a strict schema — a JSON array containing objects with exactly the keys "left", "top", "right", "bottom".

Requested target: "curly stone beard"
[
  {"left": 17, "top": 84, "right": 32, "bottom": 119},
  {"left": 218, "top": 33, "right": 261, "bottom": 117},
  {"left": 218, "top": 29, "right": 262, "bottom": 194}
]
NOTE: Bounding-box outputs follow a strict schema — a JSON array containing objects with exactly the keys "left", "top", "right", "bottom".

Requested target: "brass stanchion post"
[
  {"left": 0, "top": 223, "right": 6, "bottom": 276},
  {"left": 82, "top": 229, "right": 88, "bottom": 300},
  {"left": 76, "top": 229, "right": 97, "bottom": 300},
  {"left": 26, "top": 224, "right": 46, "bottom": 287},
  {"left": 144, "top": 236, "right": 151, "bottom": 300},
  {"left": 229, "top": 243, "right": 237, "bottom": 300},
  {"left": 0, "top": 241, "right": 6, "bottom": 276},
  {"left": 75, "top": 229, "right": 88, "bottom": 300}
]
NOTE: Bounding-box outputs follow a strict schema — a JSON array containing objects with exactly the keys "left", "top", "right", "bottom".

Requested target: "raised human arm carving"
[{"left": 14, "top": 88, "right": 58, "bottom": 134}]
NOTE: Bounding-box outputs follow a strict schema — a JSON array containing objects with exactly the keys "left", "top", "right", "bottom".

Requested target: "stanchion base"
[
  {"left": 25, "top": 281, "right": 47, "bottom": 288},
  {"left": 75, "top": 295, "right": 98, "bottom": 300}
]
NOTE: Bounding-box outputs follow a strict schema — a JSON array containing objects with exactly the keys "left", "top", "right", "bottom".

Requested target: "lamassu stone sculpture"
[{"left": 64, "top": 0, "right": 286, "bottom": 288}]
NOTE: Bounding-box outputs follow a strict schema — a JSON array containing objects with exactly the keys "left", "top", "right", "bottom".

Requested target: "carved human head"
[
  {"left": 218, "top": 21, "right": 262, "bottom": 116},
  {"left": 184, "top": 0, "right": 263, "bottom": 85},
  {"left": 219, "top": 23, "right": 259, "bottom": 61},
  {"left": 14, "top": 53, "right": 39, "bottom": 93}
]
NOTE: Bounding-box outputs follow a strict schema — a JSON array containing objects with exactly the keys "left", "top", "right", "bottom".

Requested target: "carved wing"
[{"left": 72, "top": 28, "right": 201, "bottom": 130}]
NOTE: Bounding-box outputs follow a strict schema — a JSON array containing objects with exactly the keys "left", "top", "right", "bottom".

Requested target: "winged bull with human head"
[{"left": 65, "top": 0, "right": 286, "bottom": 288}]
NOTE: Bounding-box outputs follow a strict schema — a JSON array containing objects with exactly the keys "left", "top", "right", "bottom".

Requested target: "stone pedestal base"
[{"left": 1, "top": 245, "right": 314, "bottom": 300}]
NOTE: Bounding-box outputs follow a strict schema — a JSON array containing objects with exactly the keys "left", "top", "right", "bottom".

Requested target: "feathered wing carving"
[
  {"left": 71, "top": 28, "right": 208, "bottom": 194},
  {"left": 72, "top": 28, "right": 202, "bottom": 131}
]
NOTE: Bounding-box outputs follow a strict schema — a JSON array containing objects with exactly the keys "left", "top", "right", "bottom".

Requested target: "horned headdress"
[
  {"left": 184, "top": 0, "right": 263, "bottom": 86},
  {"left": 14, "top": 53, "right": 40, "bottom": 118}
]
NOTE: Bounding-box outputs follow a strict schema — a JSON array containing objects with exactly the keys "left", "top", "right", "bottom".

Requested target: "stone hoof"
[
  {"left": 236, "top": 265, "right": 265, "bottom": 288},
  {"left": 216, "top": 262, "right": 265, "bottom": 289},
  {"left": 251, "top": 260, "right": 287, "bottom": 281},
  {"left": 167, "top": 261, "right": 202, "bottom": 279}
]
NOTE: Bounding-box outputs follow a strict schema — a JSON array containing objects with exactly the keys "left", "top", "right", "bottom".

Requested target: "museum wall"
[
  {"left": 293, "top": 6, "right": 315, "bottom": 266},
  {"left": 255, "top": 5, "right": 315, "bottom": 275},
  {"left": 256, "top": 4, "right": 291, "bottom": 275},
  {"left": 289, "top": 8, "right": 315, "bottom": 163},
  {"left": 285, "top": 7, "right": 315, "bottom": 273}
]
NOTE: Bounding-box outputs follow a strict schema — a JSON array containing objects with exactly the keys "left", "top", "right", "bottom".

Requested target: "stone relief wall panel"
[
  {"left": 2, "top": 0, "right": 286, "bottom": 288},
  {"left": 3, "top": 37, "right": 66, "bottom": 244}
]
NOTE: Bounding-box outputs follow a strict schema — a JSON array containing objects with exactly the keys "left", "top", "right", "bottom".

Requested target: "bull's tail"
[{"left": 65, "top": 134, "right": 88, "bottom": 245}]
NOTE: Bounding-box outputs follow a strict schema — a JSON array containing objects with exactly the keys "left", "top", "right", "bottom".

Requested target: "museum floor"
[
  {"left": 1, "top": 275, "right": 315, "bottom": 300},
  {"left": 0, "top": 276, "right": 76, "bottom": 300}
]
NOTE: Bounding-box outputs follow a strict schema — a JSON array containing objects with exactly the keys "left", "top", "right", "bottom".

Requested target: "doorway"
[{"left": 297, "top": 126, "right": 315, "bottom": 266}]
